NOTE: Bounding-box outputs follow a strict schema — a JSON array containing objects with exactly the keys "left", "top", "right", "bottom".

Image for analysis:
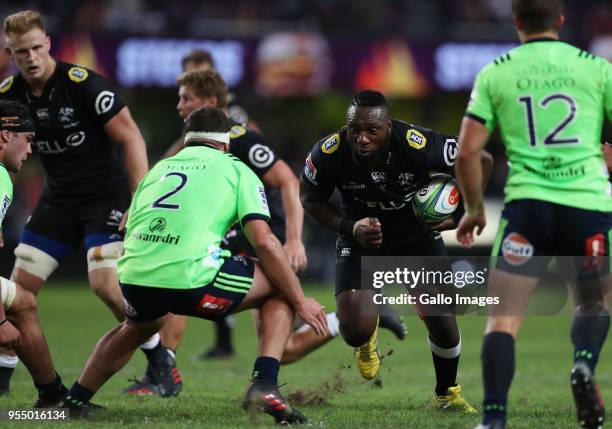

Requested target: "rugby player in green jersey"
[
  {"left": 61, "top": 106, "right": 328, "bottom": 425},
  {"left": 455, "top": 1, "right": 612, "bottom": 428},
  {"left": 0, "top": 100, "right": 68, "bottom": 406}
]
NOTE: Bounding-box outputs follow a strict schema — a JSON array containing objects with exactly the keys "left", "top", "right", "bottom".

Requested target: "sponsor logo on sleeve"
[
  {"left": 248, "top": 144, "right": 275, "bottom": 169},
  {"left": 443, "top": 138, "right": 458, "bottom": 167},
  {"left": 68, "top": 66, "right": 89, "bottom": 83},
  {"left": 230, "top": 125, "right": 247, "bottom": 139},
  {"left": 258, "top": 186, "right": 269, "bottom": 211},
  {"left": 502, "top": 233, "right": 534, "bottom": 266},
  {"left": 406, "top": 129, "right": 427, "bottom": 149},
  {"left": 304, "top": 153, "right": 317, "bottom": 184},
  {"left": 321, "top": 134, "right": 340, "bottom": 154},
  {"left": 95, "top": 90, "right": 115, "bottom": 115},
  {"left": 0, "top": 76, "right": 14, "bottom": 93}
]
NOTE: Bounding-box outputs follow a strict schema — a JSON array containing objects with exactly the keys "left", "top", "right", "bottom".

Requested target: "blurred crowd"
[{"left": 3, "top": 0, "right": 610, "bottom": 40}]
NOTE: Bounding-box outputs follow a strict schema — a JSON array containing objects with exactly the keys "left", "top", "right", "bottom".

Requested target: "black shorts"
[
  {"left": 335, "top": 229, "right": 448, "bottom": 295},
  {"left": 121, "top": 256, "right": 255, "bottom": 322},
  {"left": 19, "top": 189, "right": 131, "bottom": 260},
  {"left": 222, "top": 220, "right": 285, "bottom": 258},
  {"left": 492, "top": 199, "right": 612, "bottom": 278}
]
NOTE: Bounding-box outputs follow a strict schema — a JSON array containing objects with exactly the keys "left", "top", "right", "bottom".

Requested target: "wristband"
[
  {"left": 0, "top": 319, "right": 7, "bottom": 327},
  {"left": 338, "top": 217, "right": 357, "bottom": 236}
]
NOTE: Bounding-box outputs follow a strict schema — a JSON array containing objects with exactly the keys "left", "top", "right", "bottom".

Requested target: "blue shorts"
[
  {"left": 492, "top": 199, "right": 612, "bottom": 278},
  {"left": 120, "top": 256, "right": 255, "bottom": 322}
]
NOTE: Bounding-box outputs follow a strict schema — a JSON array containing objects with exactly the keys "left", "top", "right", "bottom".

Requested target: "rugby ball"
[{"left": 412, "top": 173, "right": 461, "bottom": 223}]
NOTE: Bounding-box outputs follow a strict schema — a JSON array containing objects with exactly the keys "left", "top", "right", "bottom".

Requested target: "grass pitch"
[{"left": 2, "top": 282, "right": 610, "bottom": 428}]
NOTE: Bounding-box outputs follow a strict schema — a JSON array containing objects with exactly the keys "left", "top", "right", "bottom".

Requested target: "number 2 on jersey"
[
  {"left": 518, "top": 93, "right": 580, "bottom": 147},
  {"left": 151, "top": 172, "right": 188, "bottom": 209}
]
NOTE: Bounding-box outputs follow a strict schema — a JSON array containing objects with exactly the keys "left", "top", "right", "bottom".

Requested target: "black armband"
[{"left": 338, "top": 217, "right": 356, "bottom": 236}]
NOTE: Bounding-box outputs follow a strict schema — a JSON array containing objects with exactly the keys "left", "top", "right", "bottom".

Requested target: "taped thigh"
[
  {"left": 14, "top": 243, "right": 59, "bottom": 281},
  {"left": 87, "top": 241, "right": 124, "bottom": 272}
]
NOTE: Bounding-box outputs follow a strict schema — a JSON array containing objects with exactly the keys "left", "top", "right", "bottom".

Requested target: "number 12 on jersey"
[{"left": 518, "top": 93, "right": 580, "bottom": 147}]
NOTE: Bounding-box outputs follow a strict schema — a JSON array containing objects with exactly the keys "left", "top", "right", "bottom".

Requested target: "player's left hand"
[
  {"left": 284, "top": 240, "right": 308, "bottom": 273},
  {"left": 296, "top": 297, "right": 328, "bottom": 336},
  {"left": 431, "top": 218, "right": 456, "bottom": 231},
  {"left": 456, "top": 213, "right": 486, "bottom": 248}
]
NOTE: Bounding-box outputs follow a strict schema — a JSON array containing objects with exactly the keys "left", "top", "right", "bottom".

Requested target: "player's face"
[
  {"left": 4, "top": 131, "right": 33, "bottom": 172},
  {"left": 5, "top": 28, "right": 52, "bottom": 82},
  {"left": 177, "top": 86, "right": 214, "bottom": 119},
  {"left": 346, "top": 106, "right": 391, "bottom": 165}
]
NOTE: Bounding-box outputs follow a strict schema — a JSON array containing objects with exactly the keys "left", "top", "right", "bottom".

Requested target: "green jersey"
[
  {"left": 0, "top": 165, "right": 12, "bottom": 228},
  {"left": 118, "top": 145, "right": 270, "bottom": 289},
  {"left": 466, "top": 40, "right": 612, "bottom": 211}
]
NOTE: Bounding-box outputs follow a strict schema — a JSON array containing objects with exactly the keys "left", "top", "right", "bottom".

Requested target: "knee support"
[
  {"left": 0, "top": 277, "right": 16, "bottom": 310},
  {"left": 87, "top": 241, "right": 123, "bottom": 272},
  {"left": 14, "top": 244, "right": 59, "bottom": 281}
]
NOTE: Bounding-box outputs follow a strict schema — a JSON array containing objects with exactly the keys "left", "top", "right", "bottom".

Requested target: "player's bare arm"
[
  {"left": 262, "top": 160, "right": 307, "bottom": 271},
  {"left": 243, "top": 219, "right": 327, "bottom": 336},
  {"left": 455, "top": 116, "right": 491, "bottom": 247},
  {"left": 104, "top": 107, "right": 148, "bottom": 193}
]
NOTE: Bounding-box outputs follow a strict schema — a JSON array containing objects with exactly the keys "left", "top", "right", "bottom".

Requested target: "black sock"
[
  {"left": 481, "top": 332, "right": 514, "bottom": 425},
  {"left": 216, "top": 318, "right": 233, "bottom": 350},
  {"left": 35, "top": 373, "right": 67, "bottom": 397},
  {"left": 431, "top": 352, "right": 459, "bottom": 396},
  {"left": 66, "top": 382, "right": 95, "bottom": 406},
  {"left": 252, "top": 356, "right": 280, "bottom": 384},
  {"left": 142, "top": 341, "right": 166, "bottom": 363},
  {"left": 571, "top": 306, "right": 610, "bottom": 374},
  {"left": 0, "top": 366, "right": 14, "bottom": 392}
]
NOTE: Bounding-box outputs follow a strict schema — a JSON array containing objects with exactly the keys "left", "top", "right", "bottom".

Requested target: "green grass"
[{"left": 2, "top": 282, "right": 610, "bottom": 428}]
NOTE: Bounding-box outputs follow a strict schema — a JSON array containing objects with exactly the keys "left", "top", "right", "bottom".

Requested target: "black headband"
[{"left": 0, "top": 115, "right": 36, "bottom": 132}]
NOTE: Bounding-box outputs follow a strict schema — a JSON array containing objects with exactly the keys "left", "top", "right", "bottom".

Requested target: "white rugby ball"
[{"left": 412, "top": 173, "right": 461, "bottom": 223}]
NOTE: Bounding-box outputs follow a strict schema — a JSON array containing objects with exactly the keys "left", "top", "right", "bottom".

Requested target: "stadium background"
[{"left": 0, "top": 0, "right": 610, "bottom": 282}]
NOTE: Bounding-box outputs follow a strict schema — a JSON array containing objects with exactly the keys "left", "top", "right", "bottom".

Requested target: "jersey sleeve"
[
  {"left": 423, "top": 130, "right": 458, "bottom": 174},
  {"left": 299, "top": 137, "right": 337, "bottom": 198},
  {"left": 230, "top": 125, "right": 278, "bottom": 177},
  {"left": 72, "top": 66, "right": 126, "bottom": 126},
  {"left": 236, "top": 165, "right": 271, "bottom": 226},
  {"left": 465, "top": 64, "right": 497, "bottom": 131},
  {"left": 603, "top": 60, "right": 612, "bottom": 123}
]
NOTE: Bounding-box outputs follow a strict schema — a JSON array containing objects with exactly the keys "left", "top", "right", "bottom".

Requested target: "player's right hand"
[
  {"left": 353, "top": 217, "right": 383, "bottom": 248},
  {"left": 296, "top": 297, "right": 328, "bottom": 337},
  {"left": 456, "top": 213, "right": 486, "bottom": 248},
  {"left": 0, "top": 320, "right": 20, "bottom": 349}
]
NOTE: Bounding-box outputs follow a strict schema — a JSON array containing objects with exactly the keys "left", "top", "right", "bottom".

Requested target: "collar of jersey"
[{"left": 524, "top": 37, "right": 559, "bottom": 44}]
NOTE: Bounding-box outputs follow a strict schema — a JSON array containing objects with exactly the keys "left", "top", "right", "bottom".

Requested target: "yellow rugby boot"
[
  {"left": 353, "top": 322, "right": 380, "bottom": 380},
  {"left": 432, "top": 385, "right": 477, "bottom": 414}
]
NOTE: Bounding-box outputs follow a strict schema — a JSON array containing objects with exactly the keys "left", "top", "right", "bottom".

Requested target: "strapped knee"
[
  {"left": 14, "top": 244, "right": 59, "bottom": 281},
  {"left": 87, "top": 241, "right": 123, "bottom": 272}
]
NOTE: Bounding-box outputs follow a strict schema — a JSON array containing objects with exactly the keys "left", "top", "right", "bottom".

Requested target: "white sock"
[
  {"left": 140, "top": 333, "right": 161, "bottom": 350},
  {"left": 428, "top": 333, "right": 462, "bottom": 359},
  {"left": 326, "top": 312, "right": 341, "bottom": 337},
  {"left": 0, "top": 354, "right": 19, "bottom": 368}
]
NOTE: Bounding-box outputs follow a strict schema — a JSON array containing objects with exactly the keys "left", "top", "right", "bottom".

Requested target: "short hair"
[
  {"left": 181, "top": 49, "right": 215, "bottom": 70},
  {"left": 4, "top": 10, "right": 46, "bottom": 37},
  {"left": 351, "top": 90, "right": 389, "bottom": 110},
  {"left": 177, "top": 69, "right": 228, "bottom": 109},
  {"left": 512, "top": 0, "right": 563, "bottom": 34},
  {"left": 0, "top": 99, "right": 34, "bottom": 131},
  {"left": 184, "top": 106, "right": 231, "bottom": 135}
]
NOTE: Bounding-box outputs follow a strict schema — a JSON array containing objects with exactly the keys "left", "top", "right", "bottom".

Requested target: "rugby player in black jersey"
[
  {"left": 301, "top": 90, "right": 493, "bottom": 412},
  {"left": 0, "top": 10, "right": 181, "bottom": 401}
]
